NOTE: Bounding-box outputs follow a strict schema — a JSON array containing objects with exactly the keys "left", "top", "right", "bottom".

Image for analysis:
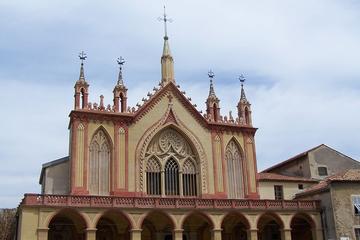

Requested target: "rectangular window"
[
  {"left": 353, "top": 196, "right": 360, "bottom": 215},
  {"left": 318, "top": 167, "right": 328, "bottom": 176},
  {"left": 355, "top": 228, "right": 360, "bottom": 240},
  {"left": 274, "top": 185, "right": 284, "bottom": 200}
]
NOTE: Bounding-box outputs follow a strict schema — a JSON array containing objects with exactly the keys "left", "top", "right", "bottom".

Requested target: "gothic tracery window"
[
  {"left": 226, "top": 139, "right": 244, "bottom": 199},
  {"left": 146, "top": 158, "right": 161, "bottom": 195},
  {"left": 89, "top": 129, "right": 110, "bottom": 196},
  {"left": 145, "top": 128, "right": 198, "bottom": 196},
  {"left": 183, "top": 159, "right": 197, "bottom": 196},
  {"left": 165, "top": 159, "right": 179, "bottom": 195}
]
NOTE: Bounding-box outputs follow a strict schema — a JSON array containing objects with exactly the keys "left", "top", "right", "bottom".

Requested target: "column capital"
[
  {"left": 86, "top": 228, "right": 97, "bottom": 232},
  {"left": 130, "top": 229, "right": 142, "bottom": 233}
]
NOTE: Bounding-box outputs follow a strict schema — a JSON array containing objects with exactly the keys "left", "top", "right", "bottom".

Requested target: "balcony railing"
[{"left": 21, "top": 194, "right": 320, "bottom": 210}]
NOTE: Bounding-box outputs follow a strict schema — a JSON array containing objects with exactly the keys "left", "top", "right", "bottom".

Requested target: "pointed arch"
[
  {"left": 88, "top": 127, "right": 112, "bottom": 196},
  {"left": 244, "top": 107, "right": 250, "bottom": 124},
  {"left": 136, "top": 112, "right": 208, "bottom": 195},
  {"left": 165, "top": 158, "right": 179, "bottom": 196},
  {"left": 146, "top": 157, "right": 161, "bottom": 195},
  {"left": 225, "top": 138, "right": 245, "bottom": 199},
  {"left": 183, "top": 159, "right": 197, "bottom": 196}
]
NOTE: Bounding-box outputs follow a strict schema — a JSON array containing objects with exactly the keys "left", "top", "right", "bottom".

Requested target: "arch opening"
[
  {"left": 221, "top": 213, "right": 249, "bottom": 240},
  {"left": 141, "top": 211, "right": 174, "bottom": 240},
  {"left": 182, "top": 212, "right": 213, "bottom": 240},
  {"left": 96, "top": 211, "right": 131, "bottom": 240},
  {"left": 291, "top": 214, "right": 314, "bottom": 240},
  {"left": 48, "top": 210, "right": 86, "bottom": 240},
  {"left": 212, "top": 103, "right": 218, "bottom": 121},
  {"left": 257, "top": 213, "right": 283, "bottom": 240},
  {"left": 80, "top": 88, "right": 86, "bottom": 109}
]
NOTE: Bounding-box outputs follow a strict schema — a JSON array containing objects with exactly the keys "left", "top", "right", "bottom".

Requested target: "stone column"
[
  {"left": 247, "top": 229, "right": 258, "bottom": 240},
  {"left": 85, "top": 228, "right": 97, "bottom": 240},
  {"left": 130, "top": 229, "right": 142, "bottom": 240},
  {"left": 281, "top": 228, "right": 292, "bottom": 240},
  {"left": 212, "top": 229, "right": 222, "bottom": 240},
  {"left": 173, "top": 229, "right": 183, "bottom": 240},
  {"left": 161, "top": 171, "right": 165, "bottom": 196},
  {"left": 37, "top": 227, "right": 49, "bottom": 240}
]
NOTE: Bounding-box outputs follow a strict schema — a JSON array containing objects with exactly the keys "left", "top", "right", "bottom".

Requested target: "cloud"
[{"left": 0, "top": 0, "right": 359, "bottom": 207}]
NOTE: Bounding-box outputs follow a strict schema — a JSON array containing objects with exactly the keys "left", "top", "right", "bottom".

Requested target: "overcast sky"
[{"left": 0, "top": 0, "right": 359, "bottom": 208}]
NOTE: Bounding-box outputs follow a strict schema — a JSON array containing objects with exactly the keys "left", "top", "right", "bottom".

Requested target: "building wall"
[
  {"left": 270, "top": 156, "right": 310, "bottom": 178},
  {"left": 67, "top": 91, "right": 258, "bottom": 198},
  {"left": 331, "top": 182, "right": 360, "bottom": 240},
  {"left": 258, "top": 181, "right": 314, "bottom": 200},
  {"left": 42, "top": 161, "right": 69, "bottom": 195},
  {"left": 308, "top": 146, "right": 360, "bottom": 180}
]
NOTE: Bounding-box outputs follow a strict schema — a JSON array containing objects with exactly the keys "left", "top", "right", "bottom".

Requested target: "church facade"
[{"left": 17, "top": 25, "right": 323, "bottom": 240}]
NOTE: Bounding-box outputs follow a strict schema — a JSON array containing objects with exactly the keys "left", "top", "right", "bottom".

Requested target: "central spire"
[{"left": 158, "top": 6, "right": 175, "bottom": 86}]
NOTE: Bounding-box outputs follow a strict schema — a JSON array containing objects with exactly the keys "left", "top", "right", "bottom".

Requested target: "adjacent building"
[{"left": 296, "top": 169, "right": 360, "bottom": 240}]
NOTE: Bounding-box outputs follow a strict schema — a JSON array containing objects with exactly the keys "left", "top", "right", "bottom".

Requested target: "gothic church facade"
[{"left": 17, "top": 24, "right": 323, "bottom": 240}]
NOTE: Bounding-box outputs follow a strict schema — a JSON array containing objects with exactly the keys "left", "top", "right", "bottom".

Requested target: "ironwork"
[
  {"left": 158, "top": 6, "right": 173, "bottom": 38},
  {"left": 208, "top": 70, "right": 215, "bottom": 79},
  {"left": 78, "top": 51, "right": 87, "bottom": 64},
  {"left": 239, "top": 74, "right": 246, "bottom": 86}
]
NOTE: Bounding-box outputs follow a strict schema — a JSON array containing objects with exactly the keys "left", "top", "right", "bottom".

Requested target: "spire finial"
[
  {"left": 208, "top": 70, "right": 217, "bottom": 98},
  {"left": 116, "top": 56, "right": 125, "bottom": 86},
  {"left": 239, "top": 74, "right": 247, "bottom": 101},
  {"left": 78, "top": 51, "right": 87, "bottom": 81},
  {"left": 158, "top": 5, "right": 173, "bottom": 40}
]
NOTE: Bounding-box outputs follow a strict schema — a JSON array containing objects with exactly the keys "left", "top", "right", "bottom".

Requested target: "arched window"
[
  {"left": 165, "top": 158, "right": 179, "bottom": 196},
  {"left": 226, "top": 139, "right": 244, "bottom": 199},
  {"left": 145, "top": 128, "right": 199, "bottom": 197},
  {"left": 244, "top": 107, "right": 250, "bottom": 125},
  {"left": 213, "top": 103, "right": 218, "bottom": 121},
  {"left": 146, "top": 158, "right": 161, "bottom": 195},
  {"left": 183, "top": 159, "right": 197, "bottom": 196},
  {"left": 80, "top": 88, "right": 85, "bottom": 109},
  {"left": 89, "top": 129, "right": 110, "bottom": 195}
]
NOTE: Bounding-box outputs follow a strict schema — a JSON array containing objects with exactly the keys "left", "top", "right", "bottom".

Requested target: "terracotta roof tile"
[{"left": 295, "top": 169, "right": 360, "bottom": 197}]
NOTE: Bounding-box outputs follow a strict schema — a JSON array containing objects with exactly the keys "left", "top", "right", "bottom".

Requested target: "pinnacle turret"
[
  {"left": 206, "top": 70, "right": 220, "bottom": 122},
  {"left": 159, "top": 6, "right": 175, "bottom": 85}
]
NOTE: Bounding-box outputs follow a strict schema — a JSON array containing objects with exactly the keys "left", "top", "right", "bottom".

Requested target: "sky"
[{"left": 0, "top": 0, "right": 360, "bottom": 208}]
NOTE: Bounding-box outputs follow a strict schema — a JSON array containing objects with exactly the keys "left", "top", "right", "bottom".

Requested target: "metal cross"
[
  {"left": 208, "top": 70, "right": 215, "bottom": 79},
  {"left": 78, "top": 51, "right": 87, "bottom": 64},
  {"left": 158, "top": 6, "right": 173, "bottom": 38},
  {"left": 117, "top": 56, "right": 125, "bottom": 69},
  {"left": 239, "top": 74, "right": 246, "bottom": 86}
]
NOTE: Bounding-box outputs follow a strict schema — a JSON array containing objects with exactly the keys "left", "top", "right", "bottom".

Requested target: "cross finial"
[
  {"left": 158, "top": 6, "right": 173, "bottom": 39},
  {"left": 116, "top": 56, "right": 126, "bottom": 86},
  {"left": 239, "top": 74, "right": 246, "bottom": 87},
  {"left": 117, "top": 56, "right": 125, "bottom": 69},
  {"left": 78, "top": 51, "right": 87, "bottom": 64},
  {"left": 208, "top": 70, "right": 215, "bottom": 79}
]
